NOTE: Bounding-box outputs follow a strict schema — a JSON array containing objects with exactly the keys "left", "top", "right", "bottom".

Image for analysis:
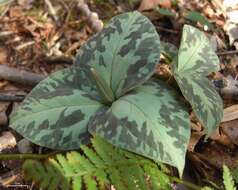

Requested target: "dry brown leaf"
[
  {"left": 17, "top": 0, "right": 34, "bottom": 10},
  {"left": 188, "top": 131, "right": 204, "bottom": 152},
  {"left": 196, "top": 142, "right": 238, "bottom": 169},
  {"left": 0, "top": 103, "right": 9, "bottom": 126},
  {"left": 210, "top": 128, "right": 234, "bottom": 148},
  {"left": 9, "top": 6, "right": 23, "bottom": 18},
  {"left": 221, "top": 119, "right": 238, "bottom": 145},
  {"left": 223, "top": 104, "right": 238, "bottom": 122},
  {"left": 0, "top": 47, "right": 8, "bottom": 64},
  {"left": 224, "top": 23, "right": 238, "bottom": 45},
  {"left": 0, "top": 132, "right": 16, "bottom": 152},
  {"left": 139, "top": 0, "right": 171, "bottom": 11}
]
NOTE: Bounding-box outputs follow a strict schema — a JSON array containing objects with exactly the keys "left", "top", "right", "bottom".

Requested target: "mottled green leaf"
[
  {"left": 10, "top": 67, "right": 103, "bottom": 149},
  {"left": 172, "top": 25, "right": 223, "bottom": 136},
  {"left": 75, "top": 11, "right": 160, "bottom": 98},
  {"left": 88, "top": 80, "right": 190, "bottom": 175}
]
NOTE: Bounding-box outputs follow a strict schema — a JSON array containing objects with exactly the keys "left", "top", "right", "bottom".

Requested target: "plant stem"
[
  {"left": 90, "top": 67, "right": 115, "bottom": 104},
  {"left": 0, "top": 153, "right": 57, "bottom": 160},
  {"left": 169, "top": 176, "right": 202, "bottom": 190}
]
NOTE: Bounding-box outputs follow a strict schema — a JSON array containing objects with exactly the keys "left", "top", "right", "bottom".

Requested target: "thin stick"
[
  {"left": 0, "top": 31, "right": 14, "bottom": 37},
  {"left": 169, "top": 176, "right": 202, "bottom": 190},
  {"left": 44, "top": 0, "right": 58, "bottom": 22},
  {"left": 0, "top": 152, "right": 58, "bottom": 160},
  {"left": 0, "top": 94, "right": 24, "bottom": 102},
  {"left": 15, "top": 41, "right": 35, "bottom": 51},
  {"left": 43, "top": 56, "right": 73, "bottom": 64},
  {"left": 217, "top": 50, "right": 238, "bottom": 55},
  {"left": 0, "top": 65, "right": 44, "bottom": 86}
]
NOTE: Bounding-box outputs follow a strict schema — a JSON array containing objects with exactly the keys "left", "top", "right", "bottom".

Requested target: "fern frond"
[
  {"left": 72, "top": 176, "right": 82, "bottom": 190},
  {"left": 23, "top": 159, "right": 70, "bottom": 190},
  {"left": 23, "top": 136, "right": 172, "bottom": 190},
  {"left": 223, "top": 165, "right": 236, "bottom": 190},
  {"left": 201, "top": 187, "right": 214, "bottom": 190}
]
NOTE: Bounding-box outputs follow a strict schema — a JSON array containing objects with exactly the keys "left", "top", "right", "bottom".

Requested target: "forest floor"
[{"left": 0, "top": 0, "right": 238, "bottom": 189}]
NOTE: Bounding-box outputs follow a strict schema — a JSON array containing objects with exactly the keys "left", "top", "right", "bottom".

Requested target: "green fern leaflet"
[
  {"left": 223, "top": 165, "right": 236, "bottom": 190},
  {"left": 23, "top": 136, "right": 172, "bottom": 190}
]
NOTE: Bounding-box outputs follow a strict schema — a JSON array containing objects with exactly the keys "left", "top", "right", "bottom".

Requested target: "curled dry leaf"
[
  {"left": 224, "top": 23, "right": 238, "bottom": 45},
  {"left": 222, "top": 1, "right": 238, "bottom": 45},
  {"left": 0, "top": 46, "right": 8, "bottom": 64},
  {"left": 0, "top": 103, "right": 9, "bottom": 126},
  {"left": 188, "top": 131, "right": 204, "bottom": 152},
  {"left": 223, "top": 105, "right": 238, "bottom": 122},
  {"left": 9, "top": 6, "right": 23, "bottom": 18},
  {"left": 221, "top": 119, "right": 238, "bottom": 145},
  {"left": 195, "top": 142, "right": 238, "bottom": 169},
  {"left": 0, "top": 131, "right": 16, "bottom": 152},
  {"left": 210, "top": 128, "right": 234, "bottom": 148},
  {"left": 17, "top": 0, "right": 34, "bottom": 10},
  {"left": 139, "top": 0, "right": 171, "bottom": 11},
  {"left": 223, "top": 0, "right": 238, "bottom": 8}
]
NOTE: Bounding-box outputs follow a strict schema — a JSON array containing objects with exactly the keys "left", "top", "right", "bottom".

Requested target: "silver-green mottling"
[
  {"left": 10, "top": 67, "right": 103, "bottom": 149},
  {"left": 172, "top": 25, "right": 223, "bottom": 136},
  {"left": 88, "top": 80, "right": 190, "bottom": 176},
  {"left": 75, "top": 11, "right": 160, "bottom": 98}
]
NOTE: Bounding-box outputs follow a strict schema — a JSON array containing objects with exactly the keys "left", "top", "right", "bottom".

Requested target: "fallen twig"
[
  {"left": 0, "top": 151, "right": 60, "bottom": 160},
  {"left": 0, "top": 65, "right": 44, "bottom": 86},
  {"left": 43, "top": 56, "right": 73, "bottom": 64},
  {"left": 77, "top": 0, "right": 103, "bottom": 32},
  {"left": 44, "top": 0, "right": 58, "bottom": 22},
  {"left": 15, "top": 41, "right": 35, "bottom": 51},
  {"left": 0, "top": 94, "right": 24, "bottom": 102},
  {"left": 0, "top": 31, "right": 14, "bottom": 37},
  {"left": 217, "top": 50, "right": 238, "bottom": 55}
]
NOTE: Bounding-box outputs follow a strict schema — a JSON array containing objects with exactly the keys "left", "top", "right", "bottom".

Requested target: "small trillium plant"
[{"left": 10, "top": 11, "right": 223, "bottom": 175}]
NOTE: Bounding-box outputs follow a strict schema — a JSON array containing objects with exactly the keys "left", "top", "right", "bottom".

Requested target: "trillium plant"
[{"left": 10, "top": 11, "right": 223, "bottom": 175}]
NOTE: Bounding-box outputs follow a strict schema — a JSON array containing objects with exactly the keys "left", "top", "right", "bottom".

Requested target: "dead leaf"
[
  {"left": 139, "top": 0, "right": 171, "bottom": 11},
  {"left": 224, "top": 23, "right": 238, "bottom": 45},
  {"left": 227, "top": 10, "right": 238, "bottom": 24},
  {"left": 9, "top": 6, "right": 23, "bottom": 18},
  {"left": 188, "top": 152, "right": 216, "bottom": 181},
  {"left": 210, "top": 128, "right": 234, "bottom": 148},
  {"left": 0, "top": 47, "right": 8, "bottom": 64},
  {"left": 196, "top": 142, "right": 238, "bottom": 169},
  {"left": 223, "top": 2, "right": 238, "bottom": 45},
  {"left": 0, "top": 132, "right": 16, "bottom": 152},
  {"left": 0, "top": 103, "right": 9, "bottom": 126},
  {"left": 188, "top": 131, "right": 204, "bottom": 152},
  {"left": 223, "top": 105, "right": 238, "bottom": 122},
  {"left": 223, "top": 0, "right": 238, "bottom": 8},
  {"left": 17, "top": 0, "right": 34, "bottom": 10},
  {"left": 221, "top": 119, "right": 238, "bottom": 145}
]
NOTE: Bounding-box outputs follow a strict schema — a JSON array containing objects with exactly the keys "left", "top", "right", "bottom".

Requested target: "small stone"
[{"left": 17, "top": 139, "right": 33, "bottom": 153}]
